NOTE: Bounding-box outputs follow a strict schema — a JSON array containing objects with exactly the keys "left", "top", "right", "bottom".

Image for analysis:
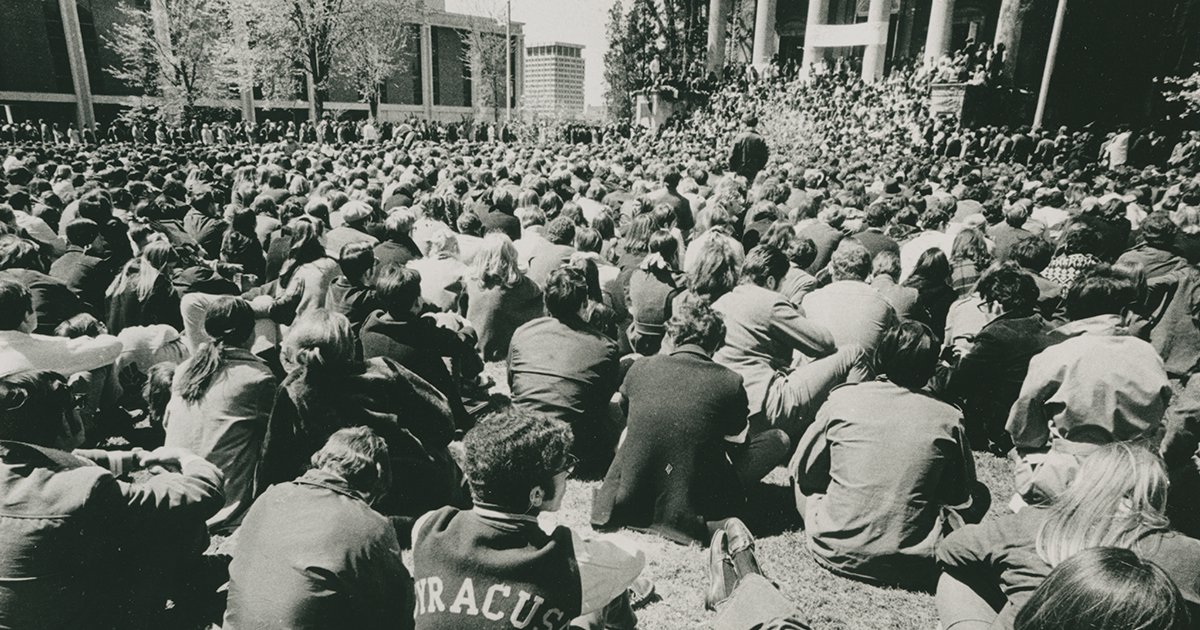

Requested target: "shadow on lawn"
[{"left": 741, "top": 481, "right": 803, "bottom": 537}]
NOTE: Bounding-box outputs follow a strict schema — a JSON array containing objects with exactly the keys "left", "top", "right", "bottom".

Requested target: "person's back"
[
  {"left": 226, "top": 428, "right": 413, "bottom": 630},
  {"left": 413, "top": 506, "right": 582, "bottom": 630},
  {"left": 163, "top": 298, "right": 275, "bottom": 534},
  {"left": 592, "top": 345, "right": 747, "bottom": 544},
  {"left": 508, "top": 269, "right": 620, "bottom": 476},
  {"left": 0, "top": 441, "right": 118, "bottom": 629},
  {"left": 412, "top": 409, "right": 644, "bottom": 630},
  {"left": 466, "top": 274, "right": 543, "bottom": 362},
  {"left": 792, "top": 321, "right": 985, "bottom": 587},
  {"left": 713, "top": 283, "right": 835, "bottom": 416},
  {"left": 509, "top": 317, "right": 618, "bottom": 463},
  {"left": 794, "top": 379, "right": 977, "bottom": 585}
]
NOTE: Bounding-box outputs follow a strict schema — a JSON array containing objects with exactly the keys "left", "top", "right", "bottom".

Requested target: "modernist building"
[
  {"left": 0, "top": 0, "right": 524, "bottom": 127},
  {"left": 524, "top": 42, "right": 586, "bottom": 119},
  {"left": 707, "top": 0, "right": 1200, "bottom": 126}
]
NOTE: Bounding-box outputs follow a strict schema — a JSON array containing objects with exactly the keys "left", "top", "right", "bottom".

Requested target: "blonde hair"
[
  {"left": 1172, "top": 205, "right": 1200, "bottom": 235},
  {"left": 1036, "top": 442, "right": 1171, "bottom": 567},
  {"left": 282, "top": 309, "right": 356, "bottom": 375},
  {"left": 426, "top": 229, "right": 459, "bottom": 258},
  {"left": 107, "top": 239, "right": 174, "bottom": 302},
  {"left": 472, "top": 233, "right": 523, "bottom": 289}
]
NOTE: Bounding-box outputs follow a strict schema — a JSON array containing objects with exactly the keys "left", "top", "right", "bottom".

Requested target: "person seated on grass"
[
  {"left": 801, "top": 239, "right": 897, "bottom": 356},
  {"left": 361, "top": 264, "right": 485, "bottom": 433},
  {"left": 163, "top": 297, "right": 276, "bottom": 535},
  {"left": 790, "top": 320, "right": 989, "bottom": 589},
  {"left": 944, "top": 264, "right": 1055, "bottom": 454},
  {"left": 713, "top": 245, "right": 864, "bottom": 440},
  {"left": 0, "top": 278, "right": 122, "bottom": 378},
  {"left": 592, "top": 299, "right": 788, "bottom": 545},
  {"left": 1006, "top": 264, "right": 1172, "bottom": 505},
  {"left": 412, "top": 408, "right": 646, "bottom": 630},
  {"left": 225, "top": 427, "right": 414, "bottom": 630},
  {"left": 0, "top": 369, "right": 224, "bottom": 630},
  {"left": 936, "top": 442, "right": 1200, "bottom": 630},
  {"left": 1013, "top": 547, "right": 1191, "bottom": 630},
  {"left": 258, "top": 309, "right": 466, "bottom": 525},
  {"left": 326, "top": 241, "right": 381, "bottom": 338},
  {"left": 508, "top": 267, "right": 620, "bottom": 478}
]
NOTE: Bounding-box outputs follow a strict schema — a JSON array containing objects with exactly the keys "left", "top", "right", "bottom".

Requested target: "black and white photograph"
[{"left": 0, "top": 0, "right": 1199, "bottom": 627}]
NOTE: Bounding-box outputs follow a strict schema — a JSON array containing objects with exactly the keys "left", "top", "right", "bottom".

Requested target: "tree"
[
  {"left": 335, "top": 0, "right": 423, "bottom": 119},
  {"left": 462, "top": 29, "right": 512, "bottom": 123},
  {"left": 234, "top": 0, "right": 419, "bottom": 123},
  {"left": 104, "top": 0, "right": 235, "bottom": 123},
  {"left": 1166, "top": 66, "right": 1200, "bottom": 119},
  {"left": 602, "top": 1, "right": 632, "bottom": 122}
]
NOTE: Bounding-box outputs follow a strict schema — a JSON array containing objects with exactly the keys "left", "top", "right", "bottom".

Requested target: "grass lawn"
[
  {"left": 534, "top": 455, "right": 1013, "bottom": 630},
  {"left": 470, "top": 362, "right": 1016, "bottom": 629}
]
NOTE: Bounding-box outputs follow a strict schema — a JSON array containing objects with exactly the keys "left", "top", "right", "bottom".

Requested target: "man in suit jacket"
[
  {"left": 713, "top": 246, "right": 865, "bottom": 440},
  {"left": 592, "top": 300, "right": 788, "bottom": 544},
  {"left": 728, "top": 114, "right": 769, "bottom": 183}
]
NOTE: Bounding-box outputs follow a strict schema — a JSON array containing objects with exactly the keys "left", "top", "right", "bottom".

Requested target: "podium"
[
  {"left": 634, "top": 89, "right": 682, "bottom": 131},
  {"left": 930, "top": 83, "right": 1035, "bottom": 127}
]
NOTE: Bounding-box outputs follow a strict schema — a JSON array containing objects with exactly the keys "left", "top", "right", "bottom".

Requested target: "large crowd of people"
[{"left": 1, "top": 54, "right": 1200, "bottom": 630}]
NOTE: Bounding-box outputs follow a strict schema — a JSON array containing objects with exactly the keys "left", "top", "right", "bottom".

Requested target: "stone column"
[
  {"left": 992, "top": 0, "right": 1030, "bottom": 80},
  {"left": 515, "top": 34, "right": 525, "bottom": 118},
  {"left": 860, "top": 0, "right": 890, "bottom": 82},
  {"left": 706, "top": 0, "right": 731, "bottom": 73},
  {"left": 800, "top": 0, "right": 828, "bottom": 73},
  {"left": 752, "top": 0, "right": 778, "bottom": 69},
  {"left": 57, "top": 0, "right": 95, "bottom": 130},
  {"left": 923, "top": 0, "right": 956, "bottom": 65},
  {"left": 420, "top": 23, "right": 434, "bottom": 120}
]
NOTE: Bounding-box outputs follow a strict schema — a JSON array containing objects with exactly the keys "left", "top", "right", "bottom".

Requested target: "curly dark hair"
[
  {"left": 462, "top": 408, "right": 574, "bottom": 509},
  {"left": 977, "top": 263, "right": 1038, "bottom": 313}
]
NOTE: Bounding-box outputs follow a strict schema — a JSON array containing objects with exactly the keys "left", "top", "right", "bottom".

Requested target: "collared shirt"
[{"left": 1006, "top": 314, "right": 1171, "bottom": 450}]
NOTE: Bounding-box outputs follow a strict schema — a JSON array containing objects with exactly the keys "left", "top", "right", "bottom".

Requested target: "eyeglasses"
[{"left": 557, "top": 454, "right": 578, "bottom": 476}]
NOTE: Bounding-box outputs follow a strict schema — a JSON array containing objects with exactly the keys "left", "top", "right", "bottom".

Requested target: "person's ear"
[
  {"left": 528, "top": 485, "right": 545, "bottom": 509},
  {"left": 19, "top": 308, "right": 37, "bottom": 334}
]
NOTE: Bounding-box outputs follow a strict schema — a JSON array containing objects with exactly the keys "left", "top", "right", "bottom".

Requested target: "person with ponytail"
[
  {"left": 105, "top": 239, "right": 183, "bottom": 332},
  {"left": 936, "top": 442, "right": 1200, "bottom": 629},
  {"left": 259, "top": 309, "right": 466, "bottom": 524},
  {"left": 163, "top": 296, "right": 275, "bottom": 534}
]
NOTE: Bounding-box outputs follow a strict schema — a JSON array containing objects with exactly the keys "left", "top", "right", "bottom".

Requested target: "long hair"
[
  {"left": 174, "top": 297, "right": 255, "bottom": 402},
  {"left": 472, "top": 233, "right": 523, "bottom": 289},
  {"left": 1015, "top": 547, "right": 1189, "bottom": 630},
  {"left": 951, "top": 227, "right": 991, "bottom": 267},
  {"left": 107, "top": 239, "right": 175, "bottom": 301},
  {"left": 1036, "top": 442, "right": 1171, "bottom": 567},
  {"left": 904, "top": 248, "right": 952, "bottom": 289},
  {"left": 282, "top": 309, "right": 356, "bottom": 377},
  {"left": 278, "top": 219, "right": 325, "bottom": 286}
]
